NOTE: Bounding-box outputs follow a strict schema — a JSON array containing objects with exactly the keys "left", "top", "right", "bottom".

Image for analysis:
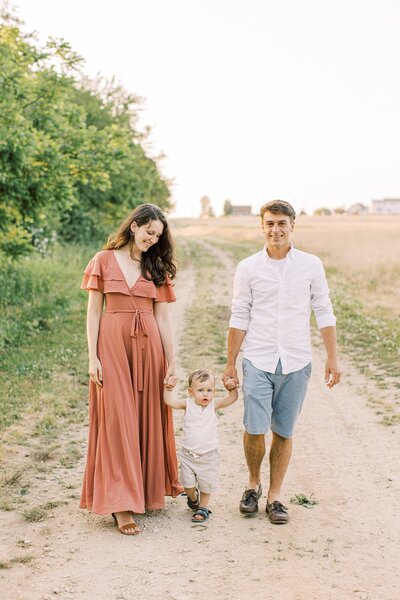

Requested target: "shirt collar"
[{"left": 263, "top": 243, "right": 295, "bottom": 262}]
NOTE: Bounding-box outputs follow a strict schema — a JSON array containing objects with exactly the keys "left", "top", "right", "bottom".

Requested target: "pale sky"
[{"left": 12, "top": 0, "right": 400, "bottom": 216}]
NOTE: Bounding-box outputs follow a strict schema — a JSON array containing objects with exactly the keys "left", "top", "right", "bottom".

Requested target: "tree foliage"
[
  {"left": 200, "top": 195, "right": 215, "bottom": 218},
  {"left": 223, "top": 199, "right": 232, "bottom": 216},
  {"left": 0, "top": 9, "right": 171, "bottom": 257}
]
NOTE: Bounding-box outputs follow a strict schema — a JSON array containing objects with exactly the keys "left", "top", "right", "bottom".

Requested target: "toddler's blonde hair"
[{"left": 188, "top": 369, "right": 215, "bottom": 387}]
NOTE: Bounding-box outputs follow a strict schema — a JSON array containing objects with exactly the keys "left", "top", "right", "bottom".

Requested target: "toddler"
[{"left": 164, "top": 369, "right": 238, "bottom": 523}]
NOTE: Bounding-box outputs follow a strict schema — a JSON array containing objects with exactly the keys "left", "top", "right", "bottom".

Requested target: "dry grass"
[
  {"left": 22, "top": 500, "right": 67, "bottom": 522},
  {"left": 173, "top": 215, "right": 400, "bottom": 318}
]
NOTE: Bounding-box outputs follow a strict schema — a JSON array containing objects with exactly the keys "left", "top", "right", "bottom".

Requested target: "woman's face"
[{"left": 131, "top": 219, "right": 164, "bottom": 253}]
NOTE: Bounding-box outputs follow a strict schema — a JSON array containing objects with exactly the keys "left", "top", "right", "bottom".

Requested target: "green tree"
[
  {"left": 223, "top": 199, "right": 232, "bottom": 216},
  {"left": 0, "top": 9, "right": 171, "bottom": 256}
]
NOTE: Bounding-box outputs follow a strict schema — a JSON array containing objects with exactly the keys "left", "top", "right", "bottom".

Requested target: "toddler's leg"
[
  {"left": 192, "top": 492, "right": 211, "bottom": 522},
  {"left": 185, "top": 486, "right": 199, "bottom": 511},
  {"left": 199, "top": 492, "right": 211, "bottom": 508},
  {"left": 185, "top": 487, "right": 198, "bottom": 502}
]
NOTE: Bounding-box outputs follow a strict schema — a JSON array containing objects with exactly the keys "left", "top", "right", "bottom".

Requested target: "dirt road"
[{"left": 1, "top": 240, "right": 399, "bottom": 600}]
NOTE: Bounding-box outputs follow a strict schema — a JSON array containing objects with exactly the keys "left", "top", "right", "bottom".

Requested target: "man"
[{"left": 223, "top": 200, "right": 341, "bottom": 524}]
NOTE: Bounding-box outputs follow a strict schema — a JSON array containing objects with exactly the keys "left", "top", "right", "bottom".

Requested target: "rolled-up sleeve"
[
  {"left": 229, "top": 262, "right": 252, "bottom": 330},
  {"left": 311, "top": 258, "right": 337, "bottom": 329}
]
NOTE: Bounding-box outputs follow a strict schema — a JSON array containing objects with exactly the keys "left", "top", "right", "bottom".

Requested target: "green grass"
[
  {"left": 0, "top": 244, "right": 95, "bottom": 436},
  {"left": 329, "top": 283, "right": 400, "bottom": 384}
]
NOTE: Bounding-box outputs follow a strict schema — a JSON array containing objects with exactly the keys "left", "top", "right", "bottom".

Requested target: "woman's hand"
[
  {"left": 89, "top": 357, "right": 103, "bottom": 387},
  {"left": 164, "top": 363, "right": 177, "bottom": 390}
]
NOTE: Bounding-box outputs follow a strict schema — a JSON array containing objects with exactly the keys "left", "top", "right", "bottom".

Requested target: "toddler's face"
[{"left": 188, "top": 377, "right": 215, "bottom": 407}]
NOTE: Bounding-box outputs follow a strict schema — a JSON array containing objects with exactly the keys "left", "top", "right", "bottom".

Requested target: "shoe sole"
[
  {"left": 268, "top": 517, "right": 288, "bottom": 524},
  {"left": 266, "top": 511, "right": 289, "bottom": 524}
]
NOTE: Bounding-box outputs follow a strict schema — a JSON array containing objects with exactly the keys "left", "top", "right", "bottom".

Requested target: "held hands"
[
  {"left": 164, "top": 364, "right": 177, "bottom": 391},
  {"left": 222, "top": 366, "right": 239, "bottom": 391},
  {"left": 89, "top": 357, "right": 103, "bottom": 387},
  {"left": 325, "top": 357, "right": 342, "bottom": 388}
]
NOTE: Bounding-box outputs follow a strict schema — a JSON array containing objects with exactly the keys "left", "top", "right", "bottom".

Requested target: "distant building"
[
  {"left": 230, "top": 205, "right": 252, "bottom": 216},
  {"left": 313, "top": 207, "right": 332, "bottom": 216},
  {"left": 370, "top": 198, "right": 400, "bottom": 214},
  {"left": 347, "top": 203, "right": 369, "bottom": 215}
]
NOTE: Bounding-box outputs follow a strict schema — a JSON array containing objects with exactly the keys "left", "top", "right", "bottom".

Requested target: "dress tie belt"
[
  {"left": 105, "top": 308, "right": 153, "bottom": 337},
  {"left": 105, "top": 309, "right": 153, "bottom": 392}
]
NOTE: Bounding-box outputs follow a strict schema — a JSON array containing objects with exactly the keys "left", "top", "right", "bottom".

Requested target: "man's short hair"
[
  {"left": 188, "top": 369, "right": 215, "bottom": 387},
  {"left": 260, "top": 200, "right": 296, "bottom": 223}
]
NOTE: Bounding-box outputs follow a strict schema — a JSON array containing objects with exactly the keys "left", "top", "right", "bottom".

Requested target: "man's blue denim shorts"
[{"left": 242, "top": 358, "right": 312, "bottom": 438}]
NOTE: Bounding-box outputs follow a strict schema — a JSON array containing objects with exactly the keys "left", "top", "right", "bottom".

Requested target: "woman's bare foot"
[{"left": 112, "top": 511, "right": 140, "bottom": 535}]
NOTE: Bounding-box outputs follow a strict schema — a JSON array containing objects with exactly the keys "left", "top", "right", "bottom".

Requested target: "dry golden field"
[{"left": 173, "top": 214, "right": 400, "bottom": 318}]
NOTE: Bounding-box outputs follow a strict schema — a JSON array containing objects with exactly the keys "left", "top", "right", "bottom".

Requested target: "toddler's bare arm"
[
  {"left": 163, "top": 386, "right": 186, "bottom": 410},
  {"left": 215, "top": 382, "right": 239, "bottom": 410}
]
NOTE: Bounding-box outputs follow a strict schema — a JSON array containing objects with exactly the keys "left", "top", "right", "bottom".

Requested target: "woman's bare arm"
[{"left": 87, "top": 290, "right": 104, "bottom": 386}]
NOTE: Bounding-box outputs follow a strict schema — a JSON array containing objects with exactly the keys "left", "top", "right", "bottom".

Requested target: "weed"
[
  {"left": 0, "top": 500, "right": 13, "bottom": 511},
  {"left": 22, "top": 506, "right": 47, "bottom": 522},
  {"left": 32, "top": 445, "right": 59, "bottom": 462},
  {"left": 22, "top": 499, "right": 66, "bottom": 522},
  {"left": 43, "top": 500, "right": 66, "bottom": 510},
  {"left": 0, "top": 469, "right": 24, "bottom": 487},
  {"left": 59, "top": 444, "right": 82, "bottom": 469},
  {"left": 290, "top": 493, "right": 319, "bottom": 508},
  {"left": 10, "top": 555, "right": 35, "bottom": 565},
  {"left": 381, "top": 415, "right": 400, "bottom": 426},
  {"left": 16, "top": 539, "right": 32, "bottom": 548}
]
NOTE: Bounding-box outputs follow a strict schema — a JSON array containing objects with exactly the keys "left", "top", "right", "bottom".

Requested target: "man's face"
[{"left": 261, "top": 211, "right": 295, "bottom": 249}]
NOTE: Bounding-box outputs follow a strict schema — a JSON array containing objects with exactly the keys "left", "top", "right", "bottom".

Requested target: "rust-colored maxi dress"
[{"left": 79, "top": 250, "right": 183, "bottom": 515}]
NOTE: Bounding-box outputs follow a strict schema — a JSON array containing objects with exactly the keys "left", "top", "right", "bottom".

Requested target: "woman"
[{"left": 80, "top": 204, "right": 183, "bottom": 535}]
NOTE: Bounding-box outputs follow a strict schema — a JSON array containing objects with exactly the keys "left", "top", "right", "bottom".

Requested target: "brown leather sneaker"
[
  {"left": 239, "top": 484, "right": 262, "bottom": 515},
  {"left": 266, "top": 500, "right": 289, "bottom": 524}
]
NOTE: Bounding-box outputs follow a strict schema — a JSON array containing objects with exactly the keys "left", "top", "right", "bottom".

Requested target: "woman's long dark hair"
[{"left": 104, "top": 204, "right": 177, "bottom": 286}]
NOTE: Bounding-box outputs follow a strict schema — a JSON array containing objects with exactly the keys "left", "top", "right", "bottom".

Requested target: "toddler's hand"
[
  {"left": 164, "top": 375, "right": 177, "bottom": 390},
  {"left": 225, "top": 377, "right": 238, "bottom": 391}
]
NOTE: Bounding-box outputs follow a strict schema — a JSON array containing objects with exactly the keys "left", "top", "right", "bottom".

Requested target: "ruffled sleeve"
[
  {"left": 81, "top": 253, "right": 104, "bottom": 293},
  {"left": 155, "top": 275, "right": 176, "bottom": 303}
]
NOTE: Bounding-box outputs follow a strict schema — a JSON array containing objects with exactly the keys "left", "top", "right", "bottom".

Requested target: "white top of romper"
[{"left": 181, "top": 397, "right": 218, "bottom": 454}]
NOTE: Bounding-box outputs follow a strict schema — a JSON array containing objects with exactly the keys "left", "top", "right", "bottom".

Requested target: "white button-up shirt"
[{"left": 229, "top": 245, "right": 336, "bottom": 374}]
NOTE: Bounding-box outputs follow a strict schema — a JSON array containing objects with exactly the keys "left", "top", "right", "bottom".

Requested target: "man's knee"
[
  {"left": 244, "top": 431, "right": 265, "bottom": 440},
  {"left": 271, "top": 431, "right": 292, "bottom": 442},
  {"left": 244, "top": 431, "right": 266, "bottom": 451}
]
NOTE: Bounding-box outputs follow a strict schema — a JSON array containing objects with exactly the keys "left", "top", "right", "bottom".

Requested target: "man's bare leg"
[
  {"left": 268, "top": 432, "right": 292, "bottom": 502},
  {"left": 243, "top": 431, "right": 265, "bottom": 490}
]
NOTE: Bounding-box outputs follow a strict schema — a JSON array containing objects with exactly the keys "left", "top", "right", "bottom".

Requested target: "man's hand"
[
  {"left": 223, "top": 366, "right": 239, "bottom": 390},
  {"left": 325, "top": 357, "right": 341, "bottom": 388}
]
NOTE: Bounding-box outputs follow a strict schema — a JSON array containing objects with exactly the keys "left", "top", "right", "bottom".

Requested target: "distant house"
[
  {"left": 347, "top": 203, "right": 369, "bottom": 215},
  {"left": 370, "top": 198, "right": 400, "bottom": 214},
  {"left": 230, "top": 205, "right": 252, "bottom": 216}
]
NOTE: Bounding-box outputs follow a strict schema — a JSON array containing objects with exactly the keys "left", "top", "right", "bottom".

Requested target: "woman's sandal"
[
  {"left": 186, "top": 489, "right": 200, "bottom": 511},
  {"left": 191, "top": 507, "right": 212, "bottom": 523},
  {"left": 112, "top": 512, "right": 140, "bottom": 535}
]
